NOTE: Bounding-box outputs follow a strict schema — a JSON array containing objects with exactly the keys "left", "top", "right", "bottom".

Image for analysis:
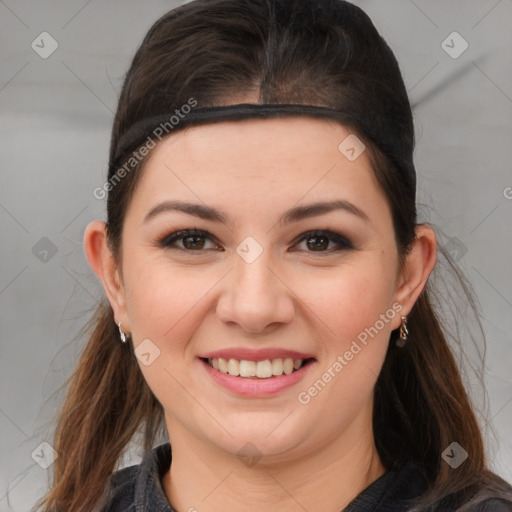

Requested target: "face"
[{"left": 117, "top": 117, "right": 405, "bottom": 463}]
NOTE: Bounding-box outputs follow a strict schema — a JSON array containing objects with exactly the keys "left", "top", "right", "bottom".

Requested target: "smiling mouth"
[{"left": 201, "top": 357, "right": 315, "bottom": 379}]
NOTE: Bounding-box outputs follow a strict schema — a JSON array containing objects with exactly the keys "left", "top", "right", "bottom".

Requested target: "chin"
[{"left": 203, "top": 420, "right": 309, "bottom": 465}]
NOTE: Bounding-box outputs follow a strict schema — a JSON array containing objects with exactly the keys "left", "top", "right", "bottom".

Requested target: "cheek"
[
  {"left": 297, "top": 255, "right": 398, "bottom": 345},
  {"left": 124, "top": 246, "right": 398, "bottom": 352},
  {"left": 121, "top": 256, "right": 216, "bottom": 412},
  {"left": 123, "top": 253, "right": 214, "bottom": 347},
  {"left": 294, "top": 259, "right": 397, "bottom": 429}
]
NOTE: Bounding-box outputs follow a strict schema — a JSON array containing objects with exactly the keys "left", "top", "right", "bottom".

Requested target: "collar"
[{"left": 129, "top": 442, "right": 428, "bottom": 511}]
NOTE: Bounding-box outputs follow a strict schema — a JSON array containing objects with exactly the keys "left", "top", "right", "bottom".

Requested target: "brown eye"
[
  {"left": 306, "top": 234, "right": 330, "bottom": 251},
  {"left": 294, "top": 230, "right": 354, "bottom": 253},
  {"left": 182, "top": 234, "right": 206, "bottom": 250},
  {"left": 158, "top": 229, "right": 219, "bottom": 251}
]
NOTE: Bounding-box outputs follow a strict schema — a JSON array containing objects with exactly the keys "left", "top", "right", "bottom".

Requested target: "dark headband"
[{"left": 109, "top": 102, "right": 416, "bottom": 191}]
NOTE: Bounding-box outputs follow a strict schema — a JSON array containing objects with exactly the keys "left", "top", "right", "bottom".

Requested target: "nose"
[{"left": 216, "top": 248, "right": 295, "bottom": 335}]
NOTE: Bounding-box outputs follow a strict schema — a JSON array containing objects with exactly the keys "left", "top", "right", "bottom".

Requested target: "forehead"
[
  {"left": 126, "top": 116, "right": 387, "bottom": 224},
  {"left": 140, "top": 116, "right": 374, "bottom": 182}
]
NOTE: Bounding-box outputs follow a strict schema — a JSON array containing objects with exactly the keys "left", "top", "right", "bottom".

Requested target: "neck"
[{"left": 162, "top": 417, "right": 386, "bottom": 512}]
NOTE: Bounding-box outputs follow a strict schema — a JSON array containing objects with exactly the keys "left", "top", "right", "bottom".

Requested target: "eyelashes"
[
  {"left": 156, "top": 228, "right": 355, "bottom": 254},
  {"left": 158, "top": 229, "right": 220, "bottom": 251}
]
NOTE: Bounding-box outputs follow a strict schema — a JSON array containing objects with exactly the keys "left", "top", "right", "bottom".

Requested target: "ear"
[
  {"left": 392, "top": 224, "right": 437, "bottom": 327},
  {"left": 83, "top": 220, "right": 130, "bottom": 331}
]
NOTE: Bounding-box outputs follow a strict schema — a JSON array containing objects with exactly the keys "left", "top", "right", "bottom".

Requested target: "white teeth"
[
  {"left": 207, "top": 357, "right": 305, "bottom": 378},
  {"left": 283, "top": 358, "right": 294, "bottom": 374},
  {"left": 272, "top": 358, "right": 283, "bottom": 375},
  {"left": 218, "top": 357, "right": 228, "bottom": 373},
  {"left": 227, "top": 358, "right": 240, "bottom": 376},
  {"left": 239, "top": 360, "right": 256, "bottom": 377},
  {"left": 256, "top": 360, "right": 273, "bottom": 378}
]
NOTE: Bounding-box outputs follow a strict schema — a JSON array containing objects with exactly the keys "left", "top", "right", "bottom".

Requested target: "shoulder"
[
  {"left": 98, "top": 442, "right": 173, "bottom": 512},
  {"left": 433, "top": 474, "right": 512, "bottom": 512},
  {"left": 455, "top": 472, "right": 512, "bottom": 511},
  {"left": 379, "top": 461, "right": 512, "bottom": 512},
  {"left": 474, "top": 498, "right": 512, "bottom": 512},
  {"left": 463, "top": 497, "right": 512, "bottom": 511},
  {"left": 99, "top": 463, "right": 140, "bottom": 512}
]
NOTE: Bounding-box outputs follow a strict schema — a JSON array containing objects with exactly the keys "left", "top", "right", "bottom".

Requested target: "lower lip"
[{"left": 200, "top": 358, "right": 314, "bottom": 397}]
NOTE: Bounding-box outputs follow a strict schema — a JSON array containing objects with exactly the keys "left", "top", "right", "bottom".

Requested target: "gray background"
[{"left": 1, "top": 0, "right": 511, "bottom": 510}]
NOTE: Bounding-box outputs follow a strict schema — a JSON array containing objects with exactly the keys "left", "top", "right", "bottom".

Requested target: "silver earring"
[
  {"left": 396, "top": 315, "right": 408, "bottom": 347},
  {"left": 118, "top": 321, "right": 127, "bottom": 343}
]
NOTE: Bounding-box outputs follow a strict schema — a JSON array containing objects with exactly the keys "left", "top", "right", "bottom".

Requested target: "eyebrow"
[{"left": 144, "top": 199, "right": 370, "bottom": 225}]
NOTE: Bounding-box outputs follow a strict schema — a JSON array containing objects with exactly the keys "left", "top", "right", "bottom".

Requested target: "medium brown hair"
[{"left": 33, "top": 1, "right": 512, "bottom": 511}]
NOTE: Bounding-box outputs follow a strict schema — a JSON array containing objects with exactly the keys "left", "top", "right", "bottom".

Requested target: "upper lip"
[{"left": 199, "top": 348, "right": 316, "bottom": 362}]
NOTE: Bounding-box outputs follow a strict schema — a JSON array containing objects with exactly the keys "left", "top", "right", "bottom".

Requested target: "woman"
[{"left": 34, "top": 0, "right": 512, "bottom": 511}]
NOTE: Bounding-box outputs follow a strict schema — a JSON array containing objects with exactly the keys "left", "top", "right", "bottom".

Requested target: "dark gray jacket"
[{"left": 99, "top": 443, "right": 512, "bottom": 511}]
